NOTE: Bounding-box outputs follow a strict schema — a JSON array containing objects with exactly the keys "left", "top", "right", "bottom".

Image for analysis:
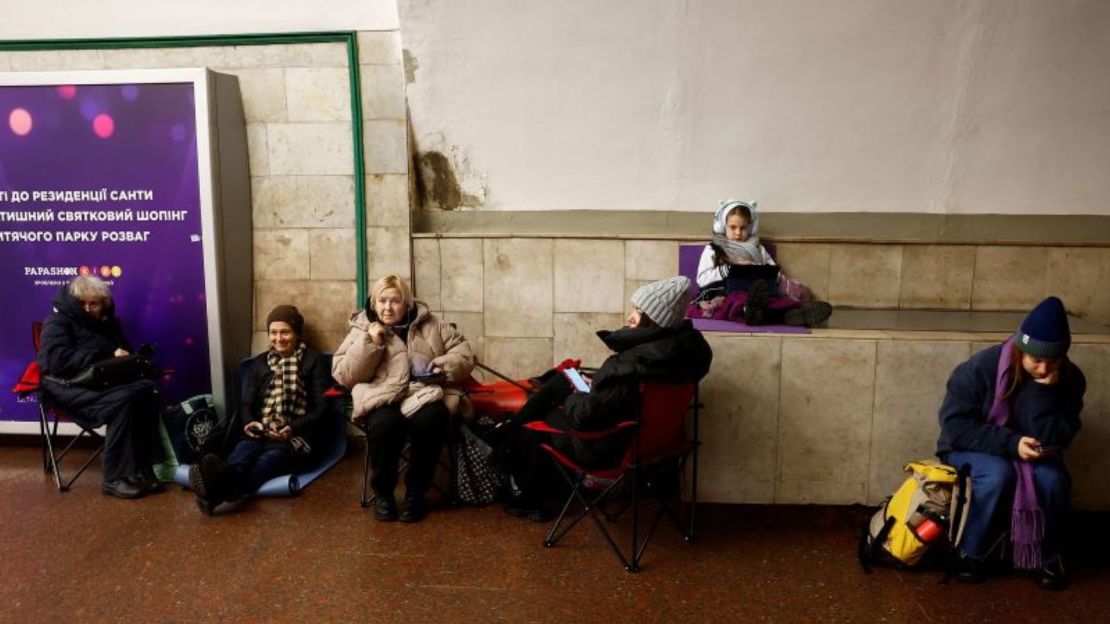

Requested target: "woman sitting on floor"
[{"left": 188, "top": 305, "right": 333, "bottom": 514}]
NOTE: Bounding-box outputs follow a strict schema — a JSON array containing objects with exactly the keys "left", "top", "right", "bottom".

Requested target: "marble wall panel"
[
  {"left": 252, "top": 176, "right": 355, "bottom": 228},
  {"left": 1066, "top": 343, "right": 1110, "bottom": 508},
  {"left": 365, "top": 226, "right": 412, "bottom": 281},
  {"left": 553, "top": 313, "right": 625, "bottom": 369},
  {"left": 971, "top": 246, "right": 1048, "bottom": 311},
  {"left": 268, "top": 122, "right": 354, "bottom": 176},
  {"left": 362, "top": 120, "right": 408, "bottom": 174},
  {"left": 365, "top": 174, "right": 411, "bottom": 228},
  {"left": 899, "top": 245, "right": 975, "bottom": 310},
  {"left": 771, "top": 243, "right": 831, "bottom": 301},
  {"left": 698, "top": 335, "right": 783, "bottom": 504},
  {"left": 554, "top": 240, "right": 624, "bottom": 313},
  {"left": 309, "top": 229, "right": 357, "bottom": 280},
  {"left": 625, "top": 241, "right": 680, "bottom": 281},
  {"left": 1046, "top": 247, "right": 1110, "bottom": 327},
  {"left": 828, "top": 245, "right": 903, "bottom": 308},
  {"left": 253, "top": 230, "right": 310, "bottom": 280},
  {"left": 229, "top": 67, "right": 287, "bottom": 123},
  {"left": 360, "top": 63, "right": 407, "bottom": 120},
  {"left": 286, "top": 67, "right": 352, "bottom": 122},
  {"left": 869, "top": 340, "right": 971, "bottom": 503},
  {"left": 412, "top": 239, "right": 441, "bottom": 310},
  {"left": 481, "top": 338, "right": 553, "bottom": 380},
  {"left": 440, "top": 239, "right": 484, "bottom": 312},
  {"left": 483, "top": 239, "right": 553, "bottom": 337},
  {"left": 777, "top": 339, "right": 876, "bottom": 503}
]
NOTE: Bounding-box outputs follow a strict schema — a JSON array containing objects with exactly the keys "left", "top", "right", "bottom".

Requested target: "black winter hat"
[
  {"left": 1014, "top": 296, "right": 1070, "bottom": 359},
  {"left": 266, "top": 305, "right": 305, "bottom": 336}
]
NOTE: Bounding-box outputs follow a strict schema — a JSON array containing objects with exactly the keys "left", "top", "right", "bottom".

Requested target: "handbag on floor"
[{"left": 455, "top": 420, "right": 506, "bottom": 505}]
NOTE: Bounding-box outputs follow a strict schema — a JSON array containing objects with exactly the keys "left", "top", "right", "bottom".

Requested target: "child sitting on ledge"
[{"left": 694, "top": 199, "right": 832, "bottom": 327}]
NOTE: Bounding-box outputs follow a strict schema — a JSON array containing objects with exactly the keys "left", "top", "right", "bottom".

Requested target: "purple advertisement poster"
[{"left": 0, "top": 79, "right": 211, "bottom": 429}]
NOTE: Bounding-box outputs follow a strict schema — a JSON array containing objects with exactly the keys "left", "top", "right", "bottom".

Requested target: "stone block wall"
[{"left": 412, "top": 235, "right": 1110, "bottom": 509}]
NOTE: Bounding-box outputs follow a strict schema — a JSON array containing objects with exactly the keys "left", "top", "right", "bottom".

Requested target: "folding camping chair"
[
  {"left": 524, "top": 381, "right": 700, "bottom": 572},
  {"left": 11, "top": 322, "right": 105, "bottom": 492}
]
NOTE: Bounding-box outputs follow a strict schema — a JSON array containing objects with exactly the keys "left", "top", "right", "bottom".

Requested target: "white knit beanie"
[{"left": 630, "top": 276, "right": 691, "bottom": 329}]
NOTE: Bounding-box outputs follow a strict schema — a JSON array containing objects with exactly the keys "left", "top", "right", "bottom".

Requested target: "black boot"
[
  {"left": 1037, "top": 558, "right": 1069, "bottom": 591},
  {"left": 400, "top": 493, "right": 428, "bottom": 523},
  {"left": 743, "top": 280, "right": 770, "bottom": 326},
  {"left": 373, "top": 493, "right": 398, "bottom": 522},
  {"left": 784, "top": 301, "right": 833, "bottom": 327},
  {"left": 955, "top": 554, "right": 986, "bottom": 584},
  {"left": 102, "top": 478, "right": 145, "bottom": 499}
]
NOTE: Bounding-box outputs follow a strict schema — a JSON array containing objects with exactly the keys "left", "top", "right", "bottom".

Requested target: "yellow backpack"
[{"left": 859, "top": 459, "right": 971, "bottom": 571}]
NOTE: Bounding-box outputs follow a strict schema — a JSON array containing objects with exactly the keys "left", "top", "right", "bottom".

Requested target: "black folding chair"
[{"left": 12, "top": 322, "right": 105, "bottom": 492}]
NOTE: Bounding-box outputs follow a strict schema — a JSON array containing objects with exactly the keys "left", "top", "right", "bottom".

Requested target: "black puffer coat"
[
  {"left": 557, "top": 320, "right": 713, "bottom": 466},
  {"left": 37, "top": 284, "right": 159, "bottom": 427},
  {"left": 239, "top": 348, "right": 335, "bottom": 452}
]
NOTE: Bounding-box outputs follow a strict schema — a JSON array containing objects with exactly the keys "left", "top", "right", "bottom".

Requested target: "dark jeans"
[
  {"left": 946, "top": 450, "right": 1071, "bottom": 564},
  {"left": 227, "top": 439, "right": 300, "bottom": 494},
  {"left": 364, "top": 400, "right": 450, "bottom": 499},
  {"left": 102, "top": 389, "right": 162, "bottom": 482}
]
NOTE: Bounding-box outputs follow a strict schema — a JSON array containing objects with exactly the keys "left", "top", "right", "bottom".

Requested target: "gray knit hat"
[{"left": 631, "top": 276, "right": 691, "bottom": 329}]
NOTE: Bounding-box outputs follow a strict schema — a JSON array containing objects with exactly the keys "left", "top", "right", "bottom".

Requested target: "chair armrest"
[{"left": 523, "top": 419, "right": 638, "bottom": 440}]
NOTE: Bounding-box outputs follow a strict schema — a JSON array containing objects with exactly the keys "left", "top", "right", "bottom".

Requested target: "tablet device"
[
  {"left": 562, "top": 367, "right": 591, "bottom": 393},
  {"left": 725, "top": 264, "right": 780, "bottom": 294}
]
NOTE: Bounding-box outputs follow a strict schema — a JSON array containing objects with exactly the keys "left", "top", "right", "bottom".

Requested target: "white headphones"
[{"left": 713, "top": 199, "right": 758, "bottom": 235}]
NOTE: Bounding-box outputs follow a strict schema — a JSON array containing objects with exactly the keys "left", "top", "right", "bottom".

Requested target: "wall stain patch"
[{"left": 416, "top": 151, "right": 462, "bottom": 210}]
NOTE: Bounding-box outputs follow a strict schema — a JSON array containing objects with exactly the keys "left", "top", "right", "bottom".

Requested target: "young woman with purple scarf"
[{"left": 937, "top": 296, "right": 1085, "bottom": 590}]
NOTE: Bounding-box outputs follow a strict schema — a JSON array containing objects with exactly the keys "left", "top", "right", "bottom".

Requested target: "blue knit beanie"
[{"left": 1014, "top": 296, "right": 1070, "bottom": 359}]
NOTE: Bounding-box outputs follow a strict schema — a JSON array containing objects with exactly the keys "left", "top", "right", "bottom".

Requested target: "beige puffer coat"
[{"left": 331, "top": 301, "right": 475, "bottom": 421}]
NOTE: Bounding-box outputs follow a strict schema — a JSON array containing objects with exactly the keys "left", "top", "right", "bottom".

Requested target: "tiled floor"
[{"left": 3, "top": 444, "right": 1108, "bottom": 623}]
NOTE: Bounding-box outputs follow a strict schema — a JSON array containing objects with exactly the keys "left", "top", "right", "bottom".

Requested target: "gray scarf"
[{"left": 711, "top": 233, "right": 765, "bottom": 265}]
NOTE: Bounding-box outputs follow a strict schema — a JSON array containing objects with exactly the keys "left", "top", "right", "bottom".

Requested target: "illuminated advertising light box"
[{"left": 0, "top": 69, "right": 252, "bottom": 433}]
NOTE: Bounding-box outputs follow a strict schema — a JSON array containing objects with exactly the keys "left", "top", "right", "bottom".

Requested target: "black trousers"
[
  {"left": 504, "top": 375, "right": 574, "bottom": 505},
  {"left": 364, "top": 400, "right": 450, "bottom": 498},
  {"left": 102, "top": 389, "right": 162, "bottom": 482}
]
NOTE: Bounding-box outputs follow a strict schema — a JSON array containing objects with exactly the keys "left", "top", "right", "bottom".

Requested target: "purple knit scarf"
[{"left": 989, "top": 338, "right": 1044, "bottom": 570}]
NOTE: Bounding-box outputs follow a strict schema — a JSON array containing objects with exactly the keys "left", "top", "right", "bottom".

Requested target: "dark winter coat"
[
  {"left": 37, "top": 284, "right": 159, "bottom": 428},
  {"left": 557, "top": 320, "right": 713, "bottom": 466},
  {"left": 936, "top": 343, "right": 1085, "bottom": 460},
  {"left": 239, "top": 347, "right": 335, "bottom": 452}
]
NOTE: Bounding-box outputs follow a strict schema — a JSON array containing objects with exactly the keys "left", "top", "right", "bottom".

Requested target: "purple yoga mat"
[{"left": 679, "top": 244, "right": 810, "bottom": 335}]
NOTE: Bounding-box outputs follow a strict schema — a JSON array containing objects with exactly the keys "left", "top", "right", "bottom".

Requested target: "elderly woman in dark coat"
[{"left": 38, "top": 276, "right": 163, "bottom": 499}]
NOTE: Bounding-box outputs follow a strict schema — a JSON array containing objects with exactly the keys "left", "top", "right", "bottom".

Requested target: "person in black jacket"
[
  {"left": 37, "top": 276, "right": 163, "bottom": 499},
  {"left": 188, "top": 305, "right": 334, "bottom": 514},
  {"left": 937, "top": 296, "right": 1085, "bottom": 590},
  {"left": 504, "top": 276, "right": 713, "bottom": 521}
]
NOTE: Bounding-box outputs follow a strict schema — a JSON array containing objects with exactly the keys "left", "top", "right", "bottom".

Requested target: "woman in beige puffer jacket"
[{"left": 332, "top": 275, "right": 474, "bottom": 523}]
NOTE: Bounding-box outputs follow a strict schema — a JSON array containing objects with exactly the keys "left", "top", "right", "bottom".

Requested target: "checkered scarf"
[{"left": 262, "top": 343, "right": 310, "bottom": 454}]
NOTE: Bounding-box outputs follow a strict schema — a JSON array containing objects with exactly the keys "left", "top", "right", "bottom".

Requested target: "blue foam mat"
[{"left": 173, "top": 430, "right": 347, "bottom": 497}]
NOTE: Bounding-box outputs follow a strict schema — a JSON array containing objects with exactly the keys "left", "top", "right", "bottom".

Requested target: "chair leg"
[
  {"left": 40, "top": 406, "right": 105, "bottom": 492},
  {"left": 360, "top": 433, "right": 373, "bottom": 508},
  {"left": 542, "top": 462, "right": 634, "bottom": 570}
]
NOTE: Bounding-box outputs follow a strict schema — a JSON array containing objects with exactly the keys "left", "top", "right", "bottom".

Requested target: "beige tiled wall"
[{"left": 411, "top": 235, "right": 1110, "bottom": 509}]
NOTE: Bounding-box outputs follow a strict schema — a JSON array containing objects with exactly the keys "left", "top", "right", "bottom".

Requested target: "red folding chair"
[
  {"left": 524, "top": 381, "right": 700, "bottom": 572},
  {"left": 11, "top": 322, "right": 105, "bottom": 492}
]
